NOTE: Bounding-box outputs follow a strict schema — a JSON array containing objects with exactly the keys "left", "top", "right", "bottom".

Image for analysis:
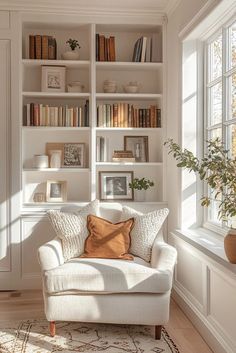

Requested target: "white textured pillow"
[
  {"left": 120, "top": 206, "right": 169, "bottom": 262},
  {"left": 47, "top": 199, "right": 99, "bottom": 260}
]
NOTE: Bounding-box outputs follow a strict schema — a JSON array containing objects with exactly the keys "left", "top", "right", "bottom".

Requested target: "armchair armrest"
[
  {"left": 38, "top": 237, "right": 64, "bottom": 271},
  {"left": 151, "top": 240, "right": 177, "bottom": 281}
]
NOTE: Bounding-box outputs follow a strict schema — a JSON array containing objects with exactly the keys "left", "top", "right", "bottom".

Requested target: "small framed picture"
[
  {"left": 41, "top": 65, "right": 66, "bottom": 92},
  {"left": 63, "top": 143, "right": 85, "bottom": 168},
  {"left": 46, "top": 180, "right": 67, "bottom": 202},
  {"left": 99, "top": 171, "right": 134, "bottom": 201},
  {"left": 124, "top": 136, "right": 149, "bottom": 162}
]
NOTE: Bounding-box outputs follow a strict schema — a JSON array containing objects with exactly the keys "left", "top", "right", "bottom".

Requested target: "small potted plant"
[
  {"left": 165, "top": 138, "right": 236, "bottom": 263},
  {"left": 62, "top": 39, "right": 81, "bottom": 60},
  {"left": 129, "top": 177, "right": 154, "bottom": 202}
]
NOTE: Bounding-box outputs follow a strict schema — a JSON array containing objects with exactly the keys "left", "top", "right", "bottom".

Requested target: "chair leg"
[
  {"left": 50, "top": 321, "right": 56, "bottom": 337},
  {"left": 154, "top": 325, "right": 162, "bottom": 340}
]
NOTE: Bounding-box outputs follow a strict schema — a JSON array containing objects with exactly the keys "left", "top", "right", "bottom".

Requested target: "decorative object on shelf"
[
  {"left": 129, "top": 177, "right": 154, "bottom": 202},
  {"left": 67, "top": 81, "right": 84, "bottom": 93},
  {"left": 33, "top": 192, "right": 46, "bottom": 203},
  {"left": 46, "top": 180, "right": 67, "bottom": 202},
  {"left": 49, "top": 150, "right": 62, "bottom": 168},
  {"left": 33, "top": 154, "right": 49, "bottom": 169},
  {"left": 96, "top": 136, "right": 108, "bottom": 162},
  {"left": 62, "top": 39, "right": 81, "bottom": 60},
  {"left": 41, "top": 65, "right": 66, "bottom": 92},
  {"left": 63, "top": 143, "right": 85, "bottom": 168},
  {"left": 29, "top": 35, "right": 57, "bottom": 60},
  {"left": 96, "top": 34, "right": 116, "bottom": 61},
  {"left": 46, "top": 143, "right": 64, "bottom": 165},
  {"left": 99, "top": 171, "right": 134, "bottom": 201},
  {"left": 112, "top": 150, "right": 135, "bottom": 162},
  {"left": 124, "top": 136, "right": 149, "bottom": 162},
  {"left": 165, "top": 138, "right": 236, "bottom": 264},
  {"left": 123, "top": 81, "right": 140, "bottom": 93},
  {"left": 103, "top": 79, "right": 117, "bottom": 93}
]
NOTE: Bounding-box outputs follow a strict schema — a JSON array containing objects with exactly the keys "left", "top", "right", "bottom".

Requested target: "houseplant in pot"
[
  {"left": 165, "top": 138, "right": 236, "bottom": 263},
  {"left": 62, "top": 39, "right": 81, "bottom": 60},
  {"left": 129, "top": 177, "right": 154, "bottom": 202}
]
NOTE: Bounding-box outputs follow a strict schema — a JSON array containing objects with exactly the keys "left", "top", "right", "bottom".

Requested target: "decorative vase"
[
  {"left": 224, "top": 229, "right": 236, "bottom": 264},
  {"left": 61, "top": 51, "right": 80, "bottom": 60},
  {"left": 135, "top": 190, "right": 146, "bottom": 202},
  {"left": 49, "top": 150, "right": 62, "bottom": 168},
  {"left": 33, "top": 154, "right": 49, "bottom": 169}
]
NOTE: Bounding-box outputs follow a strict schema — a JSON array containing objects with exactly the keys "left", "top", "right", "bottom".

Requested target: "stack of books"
[
  {"left": 97, "top": 103, "right": 161, "bottom": 128},
  {"left": 132, "top": 33, "right": 162, "bottom": 62},
  {"left": 23, "top": 101, "right": 89, "bottom": 127},
  {"left": 112, "top": 150, "right": 135, "bottom": 162},
  {"left": 96, "top": 34, "right": 116, "bottom": 61},
  {"left": 96, "top": 136, "right": 108, "bottom": 162},
  {"left": 29, "top": 35, "right": 57, "bottom": 60}
]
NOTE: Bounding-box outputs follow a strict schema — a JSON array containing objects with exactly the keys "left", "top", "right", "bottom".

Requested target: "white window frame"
[{"left": 203, "top": 15, "right": 236, "bottom": 234}]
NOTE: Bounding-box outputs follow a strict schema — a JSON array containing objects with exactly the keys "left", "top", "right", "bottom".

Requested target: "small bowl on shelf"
[
  {"left": 103, "top": 79, "right": 117, "bottom": 93},
  {"left": 123, "top": 81, "right": 140, "bottom": 93}
]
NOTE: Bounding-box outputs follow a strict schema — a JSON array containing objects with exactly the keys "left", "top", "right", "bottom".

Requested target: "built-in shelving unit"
[{"left": 20, "top": 15, "right": 166, "bottom": 209}]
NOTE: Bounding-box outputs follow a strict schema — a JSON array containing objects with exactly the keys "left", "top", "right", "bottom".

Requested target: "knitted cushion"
[
  {"left": 120, "top": 206, "right": 169, "bottom": 262},
  {"left": 47, "top": 199, "right": 99, "bottom": 261}
]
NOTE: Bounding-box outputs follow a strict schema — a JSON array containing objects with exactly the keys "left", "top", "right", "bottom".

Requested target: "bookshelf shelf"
[
  {"left": 96, "top": 93, "right": 162, "bottom": 100},
  {"left": 96, "top": 61, "right": 163, "bottom": 71},
  {"left": 22, "top": 126, "right": 91, "bottom": 131},
  {"left": 96, "top": 162, "right": 162, "bottom": 166},
  {"left": 22, "top": 59, "right": 90, "bottom": 68},
  {"left": 23, "top": 168, "right": 90, "bottom": 172},
  {"left": 22, "top": 92, "right": 90, "bottom": 98},
  {"left": 95, "top": 127, "right": 161, "bottom": 131}
]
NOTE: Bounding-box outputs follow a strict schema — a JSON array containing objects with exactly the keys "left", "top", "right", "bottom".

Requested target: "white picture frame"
[
  {"left": 41, "top": 65, "right": 66, "bottom": 92},
  {"left": 46, "top": 180, "right": 67, "bottom": 202}
]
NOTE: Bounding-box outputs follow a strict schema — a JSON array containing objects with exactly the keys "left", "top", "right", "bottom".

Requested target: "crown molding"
[{"left": 165, "top": 0, "right": 181, "bottom": 17}]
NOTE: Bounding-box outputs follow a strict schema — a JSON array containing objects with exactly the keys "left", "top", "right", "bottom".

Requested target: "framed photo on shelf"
[
  {"left": 124, "top": 136, "right": 149, "bottom": 162},
  {"left": 63, "top": 143, "right": 85, "bottom": 167},
  {"left": 41, "top": 65, "right": 66, "bottom": 92},
  {"left": 46, "top": 180, "right": 67, "bottom": 202},
  {"left": 99, "top": 171, "right": 134, "bottom": 201}
]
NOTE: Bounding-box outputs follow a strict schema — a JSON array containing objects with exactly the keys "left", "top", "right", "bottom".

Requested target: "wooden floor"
[{"left": 0, "top": 290, "right": 213, "bottom": 353}]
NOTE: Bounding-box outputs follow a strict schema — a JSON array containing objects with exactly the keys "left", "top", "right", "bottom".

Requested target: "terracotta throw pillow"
[{"left": 82, "top": 215, "right": 134, "bottom": 260}]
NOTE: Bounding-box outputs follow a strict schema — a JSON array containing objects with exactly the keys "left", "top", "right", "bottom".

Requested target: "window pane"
[
  {"left": 227, "top": 124, "right": 236, "bottom": 158},
  {"left": 208, "top": 199, "right": 221, "bottom": 224},
  {"left": 209, "top": 127, "right": 222, "bottom": 140},
  {"left": 209, "top": 82, "right": 222, "bottom": 126},
  {"left": 229, "top": 21, "right": 236, "bottom": 69},
  {"left": 228, "top": 73, "right": 236, "bottom": 120},
  {"left": 209, "top": 34, "right": 222, "bottom": 81}
]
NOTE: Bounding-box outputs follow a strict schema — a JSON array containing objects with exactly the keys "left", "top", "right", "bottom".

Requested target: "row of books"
[
  {"left": 97, "top": 104, "right": 161, "bottom": 128},
  {"left": 23, "top": 101, "right": 89, "bottom": 127},
  {"left": 132, "top": 34, "right": 162, "bottom": 62},
  {"left": 96, "top": 34, "right": 116, "bottom": 61},
  {"left": 96, "top": 136, "right": 108, "bottom": 162},
  {"left": 29, "top": 35, "right": 57, "bottom": 60}
]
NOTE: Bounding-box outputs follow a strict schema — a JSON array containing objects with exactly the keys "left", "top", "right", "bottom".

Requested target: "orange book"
[
  {"left": 35, "top": 35, "right": 42, "bottom": 59},
  {"left": 109, "top": 36, "right": 116, "bottom": 61},
  {"left": 42, "top": 35, "right": 49, "bottom": 60},
  {"left": 99, "top": 35, "right": 105, "bottom": 61},
  {"left": 29, "top": 35, "right": 35, "bottom": 59}
]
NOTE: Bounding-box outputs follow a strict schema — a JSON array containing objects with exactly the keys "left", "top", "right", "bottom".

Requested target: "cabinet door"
[{"left": 0, "top": 40, "right": 11, "bottom": 273}]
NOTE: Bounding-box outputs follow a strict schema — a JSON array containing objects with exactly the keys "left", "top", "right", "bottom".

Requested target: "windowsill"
[{"left": 172, "top": 228, "right": 236, "bottom": 274}]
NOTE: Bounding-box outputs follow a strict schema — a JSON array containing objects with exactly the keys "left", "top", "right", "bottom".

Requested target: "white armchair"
[{"left": 38, "top": 204, "right": 177, "bottom": 339}]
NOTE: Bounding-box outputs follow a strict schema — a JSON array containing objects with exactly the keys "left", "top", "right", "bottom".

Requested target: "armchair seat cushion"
[{"left": 44, "top": 257, "right": 172, "bottom": 295}]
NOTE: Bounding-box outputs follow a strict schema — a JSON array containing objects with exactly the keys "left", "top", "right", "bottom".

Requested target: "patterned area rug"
[{"left": 0, "top": 320, "right": 179, "bottom": 353}]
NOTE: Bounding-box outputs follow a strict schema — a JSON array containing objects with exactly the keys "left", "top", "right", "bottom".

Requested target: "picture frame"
[
  {"left": 99, "top": 171, "right": 134, "bottom": 201},
  {"left": 46, "top": 143, "right": 85, "bottom": 168},
  {"left": 41, "top": 65, "right": 66, "bottom": 92},
  {"left": 124, "top": 136, "right": 149, "bottom": 162},
  {"left": 46, "top": 180, "right": 67, "bottom": 202}
]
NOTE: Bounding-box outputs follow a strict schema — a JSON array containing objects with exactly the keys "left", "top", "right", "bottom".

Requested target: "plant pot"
[
  {"left": 224, "top": 229, "right": 236, "bottom": 264},
  {"left": 135, "top": 190, "right": 146, "bottom": 202},
  {"left": 61, "top": 51, "right": 80, "bottom": 60}
]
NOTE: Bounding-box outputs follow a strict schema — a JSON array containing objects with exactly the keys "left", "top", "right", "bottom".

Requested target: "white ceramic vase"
[
  {"left": 49, "top": 150, "right": 62, "bottom": 168},
  {"left": 135, "top": 190, "right": 146, "bottom": 202},
  {"left": 61, "top": 51, "right": 80, "bottom": 60}
]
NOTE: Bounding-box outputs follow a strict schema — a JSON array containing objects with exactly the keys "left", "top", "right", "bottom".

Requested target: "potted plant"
[
  {"left": 62, "top": 39, "right": 81, "bottom": 60},
  {"left": 165, "top": 138, "right": 236, "bottom": 263},
  {"left": 129, "top": 177, "right": 154, "bottom": 202}
]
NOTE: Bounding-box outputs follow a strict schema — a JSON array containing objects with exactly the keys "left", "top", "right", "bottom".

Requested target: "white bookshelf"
[{"left": 20, "top": 16, "right": 165, "bottom": 208}]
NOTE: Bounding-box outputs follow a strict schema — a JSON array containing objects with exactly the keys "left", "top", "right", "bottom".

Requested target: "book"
[
  {"left": 136, "top": 37, "right": 143, "bottom": 62},
  {"left": 112, "top": 157, "right": 136, "bottom": 162},
  {"left": 141, "top": 36, "right": 147, "bottom": 62},
  {"left": 96, "top": 33, "right": 99, "bottom": 61},
  {"left": 99, "top": 35, "right": 105, "bottom": 61},
  {"left": 145, "top": 37, "right": 151, "bottom": 62},
  {"left": 35, "top": 35, "right": 42, "bottom": 59},
  {"left": 132, "top": 38, "right": 140, "bottom": 62},
  {"left": 48, "top": 37, "right": 57, "bottom": 60},
  {"left": 29, "top": 35, "right": 35, "bottom": 59},
  {"left": 42, "top": 35, "right": 49, "bottom": 60},
  {"left": 109, "top": 36, "right": 116, "bottom": 61},
  {"left": 157, "top": 108, "right": 161, "bottom": 127}
]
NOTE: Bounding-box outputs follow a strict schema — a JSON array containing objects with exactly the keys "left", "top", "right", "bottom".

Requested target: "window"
[{"left": 205, "top": 16, "right": 236, "bottom": 229}]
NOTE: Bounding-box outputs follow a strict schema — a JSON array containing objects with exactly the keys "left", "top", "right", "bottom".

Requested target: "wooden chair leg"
[
  {"left": 50, "top": 321, "right": 56, "bottom": 337},
  {"left": 155, "top": 325, "right": 162, "bottom": 340}
]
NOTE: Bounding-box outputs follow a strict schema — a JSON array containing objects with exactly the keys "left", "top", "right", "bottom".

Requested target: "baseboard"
[{"left": 172, "top": 289, "right": 235, "bottom": 353}]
